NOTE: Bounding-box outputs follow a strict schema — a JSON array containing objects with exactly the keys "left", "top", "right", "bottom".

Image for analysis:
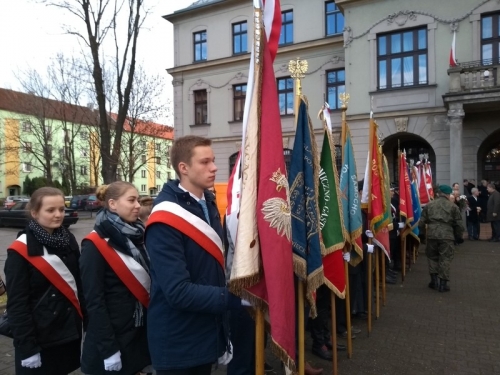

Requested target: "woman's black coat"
[
  {"left": 79, "top": 227, "right": 151, "bottom": 375},
  {"left": 4, "top": 228, "right": 84, "bottom": 359}
]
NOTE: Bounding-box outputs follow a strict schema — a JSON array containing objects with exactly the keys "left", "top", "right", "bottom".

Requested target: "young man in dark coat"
[
  {"left": 466, "top": 188, "right": 481, "bottom": 240},
  {"left": 145, "top": 136, "right": 241, "bottom": 375},
  {"left": 486, "top": 183, "right": 500, "bottom": 242}
]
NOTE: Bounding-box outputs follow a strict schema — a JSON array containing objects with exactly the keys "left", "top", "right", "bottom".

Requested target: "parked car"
[
  {"left": 85, "top": 194, "right": 101, "bottom": 211},
  {"left": 0, "top": 201, "right": 79, "bottom": 228},
  {"left": 3, "top": 195, "right": 29, "bottom": 209},
  {"left": 70, "top": 195, "right": 89, "bottom": 210}
]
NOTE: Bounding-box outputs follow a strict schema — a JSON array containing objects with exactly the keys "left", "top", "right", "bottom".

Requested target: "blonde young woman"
[
  {"left": 80, "top": 182, "right": 151, "bottom": 375},
  {"left": 5, "top": 187, "right": 85, "bottom": 374}
]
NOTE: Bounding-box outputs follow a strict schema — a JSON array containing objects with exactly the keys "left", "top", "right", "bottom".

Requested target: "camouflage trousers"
[{"left": 425, "top": 239, "right": 455, "bottom": 281}]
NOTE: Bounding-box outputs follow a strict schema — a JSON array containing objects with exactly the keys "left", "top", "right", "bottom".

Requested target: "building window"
[
  {"left": 167, "top": 171, "right": 172, "bottom": 180},
  {"left": 45, "top": 126, "right": 52, "bottom": 141},
  {"left": 156, "top": 184, "right": 162, "bottom": 191},
  {"left": 232, "top": 21, "right": 247, "bottom": 55},
  {"left": 22, "top": 121, "right": 32, "bottom": 132},
  {"left": 23, "top": 142, "right": 32, "bottom": 152},
  {"left": 80, "top": 149, "right": 89, "bottom": 157},
  {"left": 141, "top": 184, "right": 146, "bottom": 192},
  {"left": 80, "top": 131, "right": 88, "bottom": 140},
  {"left": 81, "top": 166, "right": 88, "bottom": 175},
  {"left": 22, "top": 162, "right": 32, "bottom": 172},
  {"left": 139, "top": 141, "right": 146, "bottom": 149},
  {"left": 325, "top": 1, "right": 344, "bottom": 36},
  {"left": 326, "top": 69, "right": 346, "bottom": 110},
  {"left": 141, "top": 154, "right": 147, "bottom": 163},
  {"left": 233, "top": 84, "right": 247, "bottom": 121},
  {"left": 141, "top": 170, "right": 146, "bottom": 178},
  {"left": 194, "top": 90, "right": 208, "bottom": 125},
  {"left": 193, "top": 30, "right": 207, "bottom": 62},
  {"left": 155, "top": 143, "right": 161, "bottom": 152},
  {"left": 156, "top": 171, "right": 161, "bottom": 179},
  {"left": 279, "top": 10, "right": 293, "bottom": 46},
  {"left": 277, "top": 77, "right": 294, "bottom": 115},
  {"left": 377, "top": 27, "right": 428, "bottom": 90},
  {"left": 166, "top": 157, "right": 171, "bottom": 168},
  {"left": 481, "top": 13, "right": 500, "bottom": 64}
]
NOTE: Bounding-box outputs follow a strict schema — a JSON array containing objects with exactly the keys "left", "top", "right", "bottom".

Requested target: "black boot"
[
  {"left": 428, "top": 274, "right": 439, "bottom": 290},
  {"left": 438, "top": 278, "right": 450, "bottom": 292}
]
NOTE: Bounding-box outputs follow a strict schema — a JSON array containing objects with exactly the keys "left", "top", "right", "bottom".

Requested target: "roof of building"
[
  {"left": 164, "top": 0, "right": 225, "bottom": 19},
  {"left": 0, "top": 88, "right": 173, "bottom": 140}
]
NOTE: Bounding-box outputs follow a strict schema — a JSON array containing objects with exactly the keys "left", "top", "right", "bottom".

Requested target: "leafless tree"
[
  {"left": 43, "top": 0, "right": 149, "bottom": 183},
  {"left": 119, "top": 66, "right": 170, "bottom": 183}
]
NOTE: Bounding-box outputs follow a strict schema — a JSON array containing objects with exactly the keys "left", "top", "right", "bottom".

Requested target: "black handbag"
[
  {"left": 0, "top": 310, "right": 12, "bottom": 338},
  {"left": 0, "top": 287, "right": 52, "bottom": 338}
]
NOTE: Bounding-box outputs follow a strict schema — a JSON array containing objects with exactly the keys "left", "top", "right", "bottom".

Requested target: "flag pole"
[
  {"left": 289, "top": 58, "right": 307, "bottom": 375},
  {"left": 367, "top": 117, "right": 374, "bottom": 336},
  {"left": 256, "top": 309, "right": 265, "bottom": 375},
  {"left": 330, "top": 293, "right": 339, "bottom": 375},
  {"left": 381, "top": 246, "right": 386, "bottom": 306},
  {"left": 340, "top": 93, "right": 353, "bottom": 358},
  {"left": 375, "top": 247, "right": 380, "bottom": 319}
]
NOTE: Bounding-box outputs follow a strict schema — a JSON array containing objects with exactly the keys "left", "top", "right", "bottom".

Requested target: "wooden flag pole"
[
  {"left": 340, "top": 94, "right": 353, "bottom": 359},
  {"left": 255, "top": 308, "right": 265, "bottom": 375},
  {"left": 381, "top": 248, "right": 386, "bottom": 306},
  {"left": 298, "top": 281, "right": 305, "bottom": 375},
  {"left": 330, "top": 292, "right": 339, "bottom": 375},
  {"left": 375, "top": 247, "right": 380, "bottom": 319}
]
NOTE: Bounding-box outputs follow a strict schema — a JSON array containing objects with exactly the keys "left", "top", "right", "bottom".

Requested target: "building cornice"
[
  {"left": 167, "top": 35, "right": 343, "bottom": 76},
  {"left": 164, "top": 0, "right": 247, "bottom": 22},
  {"left": 346, "top": 106, "right": 447, "bottom": 121}
]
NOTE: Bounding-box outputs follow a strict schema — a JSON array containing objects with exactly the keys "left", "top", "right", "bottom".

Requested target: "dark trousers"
[
  {"left": 492, "top": 220, "right": 500, "bottom": 239},
  {"left": 157, "top": 364, "right": 212, "bottom": 375},
  {"left": 467, "top": 220, "right": 480, "bottom": 239},
  {"left": 227, "top": 306, "right": 255, "bottom": 375}
]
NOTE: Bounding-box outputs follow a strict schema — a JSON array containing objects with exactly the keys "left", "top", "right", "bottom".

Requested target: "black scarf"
[{"left": 28, "top": 219, "right": 70, "bottom": 250}]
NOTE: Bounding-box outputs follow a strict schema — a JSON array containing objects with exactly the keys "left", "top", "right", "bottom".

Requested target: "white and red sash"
[
  {"left": 84, "top": 231, "right": 150, "bottom": 308},
  {"left": 8, "top": 234, "right": 83, "bottom": 318},
  {"left": 147, "top": 201, "right": 225, "bottom": 269}
]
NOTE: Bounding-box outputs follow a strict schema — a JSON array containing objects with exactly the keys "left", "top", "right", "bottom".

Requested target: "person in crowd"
[
  {"left": 5, "top": 187, "right": 85, "bottom": 374},
  {"left": 452, "top": 182, "right": 460, "bottom": 194},
  {"left": 419, "top": 185, "right": 464, "bottom": 292},
  {"left": 463, "top": 179, "right": 475, "bottom": 196},
  {"left": 478, "top": 180, "right": 489, "bottom": 222},
  {"left": 388, "top": 183, "right": 402, "bottom": 277},
  {"left": 466, "top": 188, "right": 481, "bottom": 240},
  {"left": 80, "top": 182, "right": 151, "bottom": 375},
  {"left": 139, "top": 196, "right": 154, "bottom": 224},
  {"left": 486, "top": 183, "right": 500, "bottom": 242},
  {"left": 145, "top": 135, "right": 241, "bottom": 375}
]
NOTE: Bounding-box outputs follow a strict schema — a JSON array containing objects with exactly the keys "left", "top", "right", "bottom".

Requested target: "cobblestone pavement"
[{"left": 0, "top": 234, "right": 498, "bottom": 375}]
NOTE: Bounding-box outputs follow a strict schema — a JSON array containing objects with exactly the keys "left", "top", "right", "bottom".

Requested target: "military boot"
[
  {"left": 428, "top": 274, "right": 439, "bottom": 290},
  {"left": 438, "top": 278, "right": 450, "bottom": 292}
]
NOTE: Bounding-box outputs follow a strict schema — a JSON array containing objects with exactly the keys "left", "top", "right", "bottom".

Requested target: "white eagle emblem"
[{"left": 261, "top": 169, "right": 292, "bottom": 241}]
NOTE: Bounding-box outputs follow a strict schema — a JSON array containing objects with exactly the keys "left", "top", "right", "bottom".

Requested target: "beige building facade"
[{"left": 166, "top": 0, "right": 500, "bottom": 187}]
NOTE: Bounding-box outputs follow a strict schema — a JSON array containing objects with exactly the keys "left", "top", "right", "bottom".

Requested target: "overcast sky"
[{"left": 0, "top": 0, "right": 195, "bottom": 124}]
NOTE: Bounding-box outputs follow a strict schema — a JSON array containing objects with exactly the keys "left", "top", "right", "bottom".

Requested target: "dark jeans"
[
  {"left": 227, "top": 306, "right": 255, "bottom": 375},
  {"left": 467, "top": 220, "right": 480, "bottom": 239},
  {"left": 157, "top": 364, "right": 212, "bottom": 375}
]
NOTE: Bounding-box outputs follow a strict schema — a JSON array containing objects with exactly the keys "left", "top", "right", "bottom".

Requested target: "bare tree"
[
  {"left": 119, "top": 66, "right": 170, "bottom": 183},
  {"left": 43, "top": 0, "right": 149, "bottom": 183}
]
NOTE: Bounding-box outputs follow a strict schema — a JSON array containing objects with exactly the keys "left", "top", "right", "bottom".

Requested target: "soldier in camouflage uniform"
[{"left": 419, "top": 184, "right": 464, "bottom": 292}]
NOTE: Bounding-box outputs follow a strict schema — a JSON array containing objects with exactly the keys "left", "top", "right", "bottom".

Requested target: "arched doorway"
[
  {"left": 478, "top": 128, "right": 500, "bottom": 182},
  {"left": 382, "top": 134, "right": 436, "bottom": 184},
  {"left": 7, "top": 185, "right": 21, "bottom": 196}
]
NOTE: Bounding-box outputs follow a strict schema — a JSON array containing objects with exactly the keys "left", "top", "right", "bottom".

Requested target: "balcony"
[{"left": 444, "top": 59, "right": 500, "bottom": 111}]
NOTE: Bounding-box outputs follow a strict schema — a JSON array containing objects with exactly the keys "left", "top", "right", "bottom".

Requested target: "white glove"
[
  {"left": 343, "top": 252, "right": 351, "bottom": 262},
  {"left": 365, "top": 230, "right": 374, "bottom": 238},
  {"left": 367, "top": 244, "right": 374, "bottom": 254},
  {"left": 398, "top": 222, "right": 405, "bottom": 229},
  {"left": 241, "top": 299, "right": 252, "bottom": 306},
  {"left": 21, "top": 353, "right": 41, "bottom": 368},
  {"left": 218, "top": 341, "right": 233, "bottom": 365},
  {"left": 104, "top": 351, "right": 122, "bottom": 371}
]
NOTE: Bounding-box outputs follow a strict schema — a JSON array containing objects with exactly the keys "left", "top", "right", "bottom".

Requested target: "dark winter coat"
[
  {"left": 80, "top": 225, "right": 151, "bottom": 375},
  {"left": 486, "top": 189, "right": 500, "bottom": 222},
  {"left": 145, "top": 180, "right": 240, "bottom": 371},
  {"left": 466, "top": 195, "right": 480, "bottom": 223},
  {"left": 4, "top": 227, "right": 84, "bottom": 373}
]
